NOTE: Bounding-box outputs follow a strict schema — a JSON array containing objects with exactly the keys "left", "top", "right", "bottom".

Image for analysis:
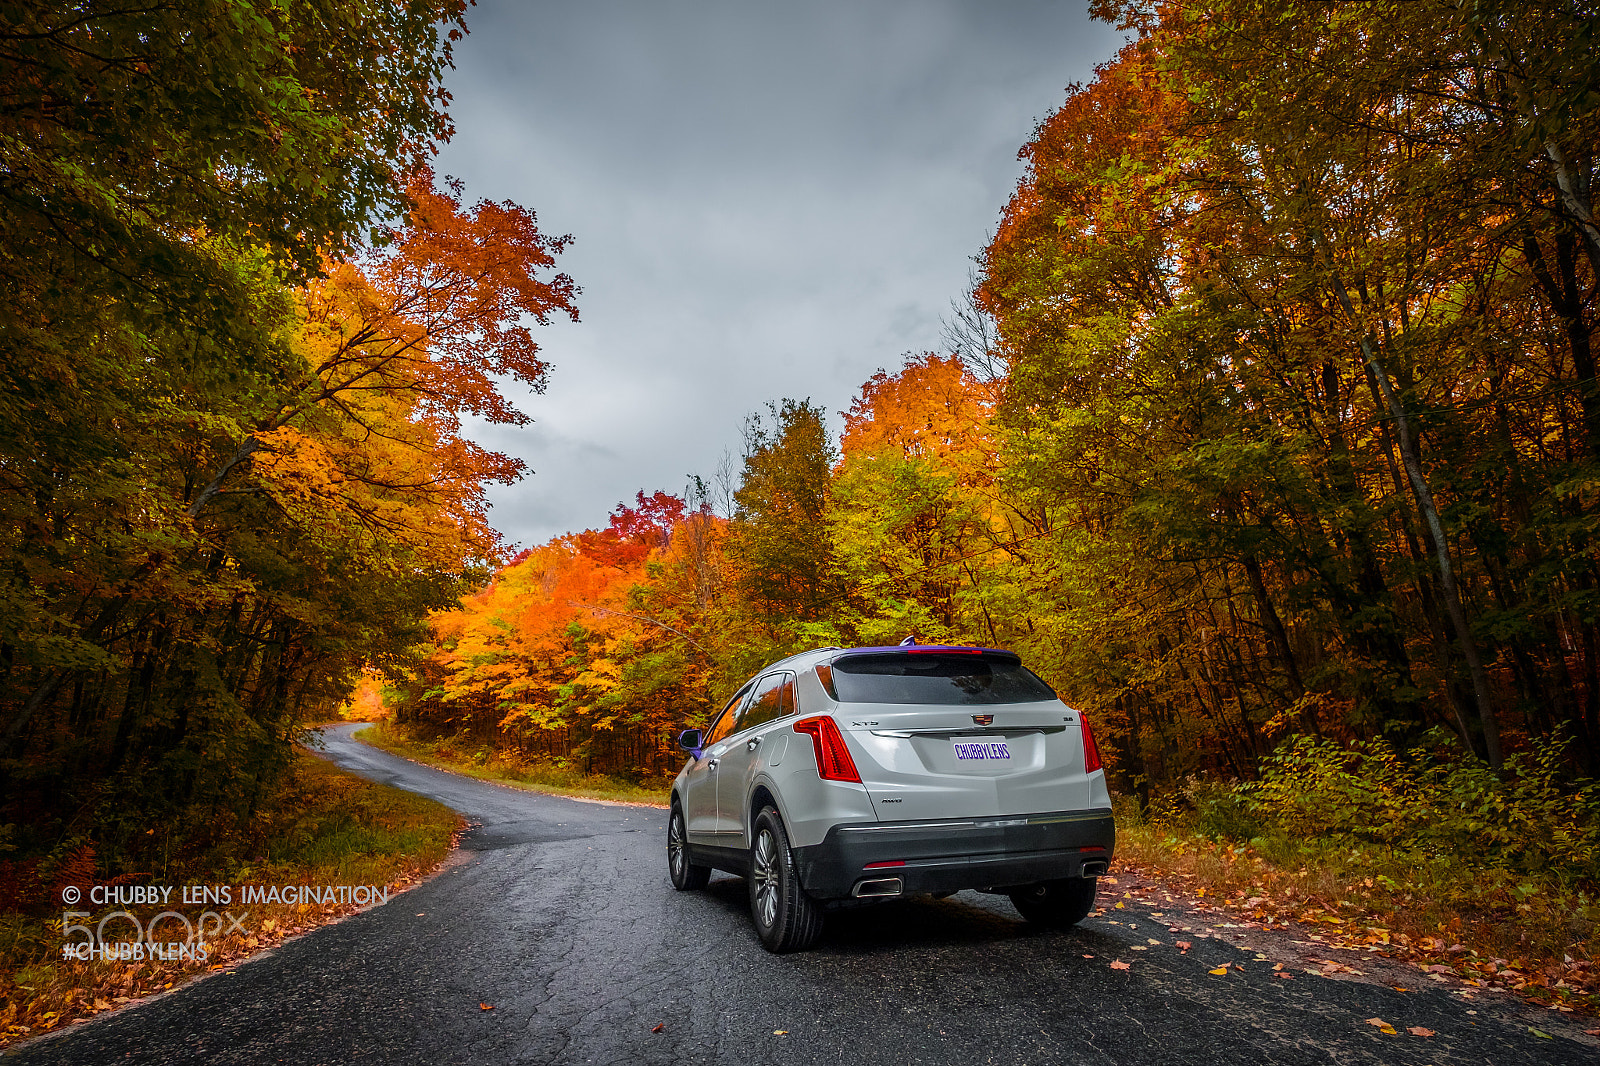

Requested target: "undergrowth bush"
[
  {"left": 1243, "top": 730, "right": 1600, "bottom": 877},
  {"left": 359, "top": 721, "right": 675, "bottom": 804}
]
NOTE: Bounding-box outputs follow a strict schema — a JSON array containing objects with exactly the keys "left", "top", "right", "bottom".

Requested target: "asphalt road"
[{"left": 14, "top": 723, "right": 1598, "bottom": 1065}]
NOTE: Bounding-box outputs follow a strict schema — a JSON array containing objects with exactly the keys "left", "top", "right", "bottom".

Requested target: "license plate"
[{"left": 952, "top": 736, "right": 1011, "bottom": 764}]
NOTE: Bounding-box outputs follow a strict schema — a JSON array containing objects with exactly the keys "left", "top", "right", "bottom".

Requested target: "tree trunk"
[{"left": 1326, "top": 268, "right": 1502, "bottom": 768}]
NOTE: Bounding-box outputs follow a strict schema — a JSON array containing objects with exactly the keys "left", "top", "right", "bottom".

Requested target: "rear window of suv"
[{"left": 828, "top": 652, "right": 1057, "bottom": 705}]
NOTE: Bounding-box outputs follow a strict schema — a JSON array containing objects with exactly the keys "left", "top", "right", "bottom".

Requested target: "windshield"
[{"left": 829, "top": 652, "right": 1057, "bottom": 705}]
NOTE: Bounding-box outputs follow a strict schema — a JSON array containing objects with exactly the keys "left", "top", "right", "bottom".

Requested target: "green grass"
[{"left": 354, "top": 720, "right": 674, "bottom": 807}]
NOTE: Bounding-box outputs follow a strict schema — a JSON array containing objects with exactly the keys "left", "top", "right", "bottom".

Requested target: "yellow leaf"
[{"left": 1209, "top": 967, "right": 1229, "bottom": 975}]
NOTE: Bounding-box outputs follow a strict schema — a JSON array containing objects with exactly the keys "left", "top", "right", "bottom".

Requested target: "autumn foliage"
[
  {"left": 397, "top": 2, "right": 1600, "bottom": 853},
  {"left": 0, "top": 4, "right": 575, "bottom": 878},
  {"left": 6, "top": 1, "right": 1600, "bottom": 1000}
]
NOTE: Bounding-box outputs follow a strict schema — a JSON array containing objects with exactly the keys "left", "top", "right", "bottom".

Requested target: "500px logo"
[{"left": 59, "top": 909, "right": 248, "bottom": 963}]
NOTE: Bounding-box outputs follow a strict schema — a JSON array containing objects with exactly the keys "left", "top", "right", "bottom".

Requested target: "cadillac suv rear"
[{"left": 667, "top": 645, "right": 1115, "bottom": 951}]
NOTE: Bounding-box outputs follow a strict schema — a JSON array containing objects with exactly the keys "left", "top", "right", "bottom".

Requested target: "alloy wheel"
[
  {"left": 752, "top": 828, "right": 779, "bottom": 930},
  {"left": 668, "top": 810, "right": 687, "bottom": 878}
]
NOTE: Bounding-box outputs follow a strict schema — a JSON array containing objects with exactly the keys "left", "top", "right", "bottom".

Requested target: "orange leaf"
[
  {"left": 1109, "top": 960, "right": 1131, "bottom": 970},
  {"left": 480, "top": 1003, "right": 494, "bottom": 1011},
  {"left": 1407, "top": 1027, "right": 1435, "bottom": 1037},
  {"left": 651, "top": 1023, "right": 664, "bottom": 1033}
]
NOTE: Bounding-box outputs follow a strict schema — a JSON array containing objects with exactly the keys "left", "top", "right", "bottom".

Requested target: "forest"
[
  {"left": 4, "top": 0, "right": 1600, "bottom": 888},
  {"left": 394, "top": 0, "right": 1600, "bottom": 833},
  {"left": 0, "top": 1, "right": 576, "bottom": 872}
]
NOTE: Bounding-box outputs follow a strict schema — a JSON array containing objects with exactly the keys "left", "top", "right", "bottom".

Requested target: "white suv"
[{"left": 666, "top": 644, "right": 1114, "bottom": 952}]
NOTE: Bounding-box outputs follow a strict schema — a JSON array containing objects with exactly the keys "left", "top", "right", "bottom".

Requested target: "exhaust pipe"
[
  {"left": 852, "top": 877, "right": 904, "bottom": 898},
  {"left": 1082, "top": 860, "right": 1108, "bottom": 877}
]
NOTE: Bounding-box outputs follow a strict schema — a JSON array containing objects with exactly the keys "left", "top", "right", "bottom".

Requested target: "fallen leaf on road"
[
  {"left": 480, "top": 1004, "right": 494, "bottom": 1011},
  {"left": 1131, "top": 946, "right": 1148, "bottom": 951},
  {"left": 1209, "top": 967, "right": 1229, "bottom": 976},
  {"left": 1115, "top": 902, "right": 1125, "bottom": 909},
  {"left": 1529, "top": 1028, "right": 1552, "bottom": 1039},
  {"left": 1407, "top": 1027, "right": 1434, "bottom": 1037},
  {"left": 1365, "top": 1018, "right": 1397, "bottom": 1035},
  {"left": 1082, "top": 954, "right": 1095, "bottom": 959},
  {"left": 1391, "top": 986, "right": 1410, "bottom": 992},
  {"left": 1176, "top": 940, "right": 1191, "bottom": 951},
  {"left": 1109, "top": 961, "right": 1131, "bottom": 970},
  {"left": 1274, "top": 973, "right": 1294, "bottom": 980},
  {"left": 651, "top": 1024, "right": 664, "bottom": 1033},
  {"left": 1147, "top": 938, "right": 1162, "bottom": 945},
  {"left": 774, "top": 1030, "right": 788, "bottom": 1036}
]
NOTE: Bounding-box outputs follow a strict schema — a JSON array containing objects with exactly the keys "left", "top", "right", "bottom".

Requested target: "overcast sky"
[{"left": 436, "top": 1, "right": 1124, "bottom": 548}]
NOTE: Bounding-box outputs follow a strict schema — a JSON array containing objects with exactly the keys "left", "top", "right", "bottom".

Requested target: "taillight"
[
  {"left": 1080, "top": 714, "right": 1103, "bottom": 773},
  {"left": 793, "top": 716, "right": 861, "bottom": 782}
]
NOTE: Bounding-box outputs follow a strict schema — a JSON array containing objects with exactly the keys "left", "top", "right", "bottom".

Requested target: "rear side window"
[
  {"left": 738, "top": 671, "right": 794, "bottom": 733},
  {"left": 829, "top": 653, "right": 1057, "bottom": 705}
]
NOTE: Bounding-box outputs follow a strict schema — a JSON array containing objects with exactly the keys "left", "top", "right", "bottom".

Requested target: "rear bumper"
[{"left": 791, "top": 808, "right": 1115, "bottom": 900}]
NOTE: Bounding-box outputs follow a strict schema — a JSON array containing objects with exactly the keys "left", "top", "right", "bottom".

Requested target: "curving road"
[{"left": 14, "top": 723, "right": 1598, "bottom": 1065}]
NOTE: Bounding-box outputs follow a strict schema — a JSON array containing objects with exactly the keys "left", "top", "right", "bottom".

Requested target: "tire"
[
  {"left": 748, "top": 806, "right": 824, "bottom": 952},
  {"left": 1008, "top": 877, "right": 1097, "bottom": 929},
  {"left": 667, "top": 804, "right": 711, "bottom": 890}
]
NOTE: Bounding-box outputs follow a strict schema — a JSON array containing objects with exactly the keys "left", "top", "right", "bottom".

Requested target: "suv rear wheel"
[
  {"left": 1008, "top": 876, "right": 1097, "bottom": 928},
  {"left": 667, "top": 803, "right": 711, "bottom": 890},
  {"left": 749, "top": 806, "right": 824, "bottom": 952}
]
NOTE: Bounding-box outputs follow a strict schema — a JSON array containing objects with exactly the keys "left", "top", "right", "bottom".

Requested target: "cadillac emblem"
[{"left": 972, "top": 714, "right": 994, "bottom": 726}]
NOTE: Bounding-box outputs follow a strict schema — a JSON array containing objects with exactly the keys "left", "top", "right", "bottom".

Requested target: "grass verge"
[
  {"left": 0, "top": 751, "right": 460, "bottom": 1046},
  {"left": 1111, "top": 796, "right": 1599, "bottom": 1016},
  {"left": 354, "top": 720, "right": 673, "bottom": 807}
]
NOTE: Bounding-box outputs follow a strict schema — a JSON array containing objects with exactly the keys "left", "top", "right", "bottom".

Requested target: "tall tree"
[{"left": 728, "top": 399, "right": 841, "bottom": 631}]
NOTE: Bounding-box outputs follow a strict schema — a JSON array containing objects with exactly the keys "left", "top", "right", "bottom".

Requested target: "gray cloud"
[{"left": 436, "top": 0, "right": 1124, "bottom": 546}]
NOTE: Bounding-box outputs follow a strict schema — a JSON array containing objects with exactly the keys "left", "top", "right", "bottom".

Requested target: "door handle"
[{"left": 746, "top": 737, "right": 761, "bottom": 752}]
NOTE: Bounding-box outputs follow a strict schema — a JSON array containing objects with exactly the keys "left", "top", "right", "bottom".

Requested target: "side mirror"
[{"left": 677, "top": 728, "right": 703, "bottom": 752}]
